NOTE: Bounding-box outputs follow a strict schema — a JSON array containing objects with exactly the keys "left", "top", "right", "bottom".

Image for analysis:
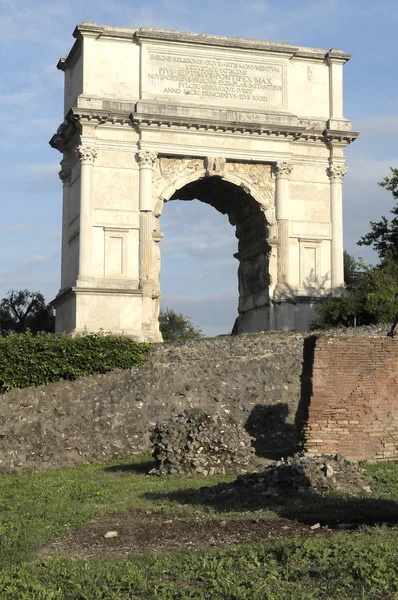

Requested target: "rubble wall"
[
  {"left": 0, "top": 327, "right": 394, "bottom": 472},
  {"left": 305, "top": 336, "right": 398, "bottom": 461},
  {"left": 0, "top": 332, "right": 307, "bottom": 471}
]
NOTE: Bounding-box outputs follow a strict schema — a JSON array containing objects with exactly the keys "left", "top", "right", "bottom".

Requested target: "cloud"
[
  {"left": 27, "top": 255, "right": 47, "bottom": 266},
  {"left": 0, "top": 0, "right": 69, "bottom": 45},
  {"left": 353, "top": 115, "right": 398, "bottom": 138}
]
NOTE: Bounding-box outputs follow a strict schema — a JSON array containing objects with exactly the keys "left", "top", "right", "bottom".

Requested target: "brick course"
[{"left": 304, "top": 336, "right": 398, "bottom": 461}]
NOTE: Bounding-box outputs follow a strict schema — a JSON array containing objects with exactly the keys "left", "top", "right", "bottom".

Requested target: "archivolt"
[{"left": 152, "top": 157, "right": 276, "bottom": 227}]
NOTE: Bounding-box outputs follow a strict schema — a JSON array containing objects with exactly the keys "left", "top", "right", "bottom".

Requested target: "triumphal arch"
[{"left": 51, "top": 22, "right": 358, "bottom": 341}]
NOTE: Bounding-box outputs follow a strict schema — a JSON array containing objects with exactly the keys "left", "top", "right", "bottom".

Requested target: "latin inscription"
[{"left": 147, "top": 52, "right": 284, "bottom": 105}]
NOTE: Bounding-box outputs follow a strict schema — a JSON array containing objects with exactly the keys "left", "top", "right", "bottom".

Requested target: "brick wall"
[{"left": 305, "top": 336, "right": 398, "bottom": 461}]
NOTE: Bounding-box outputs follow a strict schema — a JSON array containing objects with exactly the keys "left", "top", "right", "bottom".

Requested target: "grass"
[{"left": 1, "top": 456, "right": 398, "bottom": 598}]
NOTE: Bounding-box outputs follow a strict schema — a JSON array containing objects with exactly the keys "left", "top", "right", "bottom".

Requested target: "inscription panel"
[{"left": 143, "top": 46, "right": 286, "bottom": 108}]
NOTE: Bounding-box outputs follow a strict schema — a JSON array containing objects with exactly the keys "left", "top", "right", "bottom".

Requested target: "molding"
[
  {"left": 49, "top": 106, "right": 358, "bottom": 154},
  {"left": 71, "top": 287, "right": 143, "bottom": 296},
  {"left": 52, "top": 286, "right": 143, "bottom": 305},
  {"left": 141, "top": 142, "right": 293, "bottom": 163},
  {"left": 58, "top": 23, "right": 351, "bottom": 67},
  {"left": 325, "top": 129, "right": 359, "bottom": 145},
  {"left": 133, "top": 111, "right": 307, "bottom": 139}
]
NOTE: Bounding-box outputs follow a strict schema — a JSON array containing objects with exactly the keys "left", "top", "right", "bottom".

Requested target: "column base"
[
  {"left": 52, "top": 286, "right": 162, "bottom": 342},
  {"left": 234, "top": 297, "right": 322, "bottom": 334}
]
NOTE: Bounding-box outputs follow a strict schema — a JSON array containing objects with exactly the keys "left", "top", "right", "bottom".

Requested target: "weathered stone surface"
[
  {"left": 0, "top": 326, "right": 389, "bottom": 472},
  {"left": 193, "top": 454, "right": 373, "bottom": 502},
  {"left": 51, "top": 23, "right": 358, "bottom": 339},
  {"left": 150, "top": 409, "right": 255, "bottom": 475}
]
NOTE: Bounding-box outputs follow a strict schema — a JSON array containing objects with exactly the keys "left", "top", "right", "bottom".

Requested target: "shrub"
[{"left": 0, "top": 331, "right": 151, "bottom": 390}]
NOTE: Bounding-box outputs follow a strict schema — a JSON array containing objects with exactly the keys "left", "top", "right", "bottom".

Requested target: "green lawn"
[{"left": 1, "top": 456, "right": 398, "bottom": 599}]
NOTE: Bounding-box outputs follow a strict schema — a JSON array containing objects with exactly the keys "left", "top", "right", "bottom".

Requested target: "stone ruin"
[
  {"left": 150, "top": 411, "right": 372, "bottom": 502},
  {"left": 149, "top": 409, "right": 255, "bottom": 475},
  {"left": 191, "top": 453, "right": 372, "bottom": 506}
]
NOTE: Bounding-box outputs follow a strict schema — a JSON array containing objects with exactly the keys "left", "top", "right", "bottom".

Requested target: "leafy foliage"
[
  {"left": 0, "top": 290, "right": 55, "bottom": 334},
  {"left": 343, "top": 251, "right": 358, "bottom": 288},
  {"left": 358, "top": 167, "right": 398, "bottom": 261},
  {"left": 159, "top": 308, "right": 202, "bottom": 341},
  {"left": 312, "top": 257, "right": 398, "bottom": 329},
  {"left": 314, "top": 168, "right": 398, "bottom": 330},
  {"left": 0, "top": 332, "right": 151, "bottom": 390}
]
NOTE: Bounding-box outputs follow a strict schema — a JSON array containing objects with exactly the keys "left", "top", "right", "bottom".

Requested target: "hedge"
[{"left": 0, "top": 331, "right": 152, "bottom": 390}]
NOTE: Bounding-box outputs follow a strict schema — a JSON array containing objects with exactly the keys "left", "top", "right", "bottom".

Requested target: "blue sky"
[{"left": 0, "top": 0, "right": 397, "bottom": 335}]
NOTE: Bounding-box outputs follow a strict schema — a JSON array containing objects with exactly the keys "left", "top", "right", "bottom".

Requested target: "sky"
[{"left": 0, "top": 0, "right": 397, "bottom": 336}]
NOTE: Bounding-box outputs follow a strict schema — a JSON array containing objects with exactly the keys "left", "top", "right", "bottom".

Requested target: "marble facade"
[{"left": 51, "top": 22, "right": 358, "bottom": 340}]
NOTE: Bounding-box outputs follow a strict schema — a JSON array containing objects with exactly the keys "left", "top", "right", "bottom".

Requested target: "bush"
[{"left": 0, "top": 331, "right": 151, "bottom": 390}]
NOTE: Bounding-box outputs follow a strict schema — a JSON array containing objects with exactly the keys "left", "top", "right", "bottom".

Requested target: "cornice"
[
  {"left": 132, "top": 110, "right": 308, "bottom": 139},
  {"left": 135, "top": 28, "right": 297, "bottom": 56},
  {"left": 58, "top": 23, "right": 351, "bottom": 71},
  {"left": 324, "top": 129, "right": 359, "bottom": 145},
  {"left": 57, "top": 39, "right": 81, "bottom": 71},
  {"left": 49, "top": 106, "right": 359, "bottom": 154}
]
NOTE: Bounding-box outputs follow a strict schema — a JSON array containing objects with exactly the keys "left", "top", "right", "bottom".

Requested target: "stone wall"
[
  {"left": 305, "top": 335, "right": 398, "bottom": 461},
  {"left": 0, "top": 332, "right": 307, "bottom": 471},
  {"left": 0, "top": 327, "right": 394, "bottom": 472}
]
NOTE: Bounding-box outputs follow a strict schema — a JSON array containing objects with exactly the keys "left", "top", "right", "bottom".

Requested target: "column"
[
  {"left": 77, "top": 145, "right": 97, "bottom": 280},
  {"left": 58, "top": 163, "right": 72, "bottom": 289},
  {"left": 274, "top": 161, "right": 293, "bottom": 293},
  {"left": 138, "top": 150, "right": 157, "bottom": 285},
  {"left": 328, "top": 165, "right": 347, "bottom": 291}
]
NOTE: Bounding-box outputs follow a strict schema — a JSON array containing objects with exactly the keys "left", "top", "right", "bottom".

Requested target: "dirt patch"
[{"left": 39, "top": 511, "right": 332, "bottom": 559}]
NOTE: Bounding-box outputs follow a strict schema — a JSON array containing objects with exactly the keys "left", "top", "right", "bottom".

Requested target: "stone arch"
[
  {"left": 152, "top": 156, "right": 277, "bottom": 334},
  {"left": 152, "top": 157, "right": 276, "bottom": 228}
]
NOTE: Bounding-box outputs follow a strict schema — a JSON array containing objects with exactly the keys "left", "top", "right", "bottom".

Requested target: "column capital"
[
  {"left": 327, "top": 165, "right": 347, "bottom": 183},
  {"left": 138, "top": 150, "right": 158, "bottom": 169},
  {"left": 273, "top": 161, "right": 293, "bottom": 178},
  {"left": 77, "top": 145, "right": 97, "bottom": 165},
  {"left": 58, "top": 166, "right": 72, "bottom": 185}
]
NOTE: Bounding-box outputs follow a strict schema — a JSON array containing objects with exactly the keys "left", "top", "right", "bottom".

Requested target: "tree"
[
  {"left": 159, "top": 308, "right": 202, "bottom": 341},
  {"left": 313, "top": 168, "right": 398, "bottom": 330},
  {"left": 358, "top": 167, "right": 398, "bottom": 261},
  {"left": 0, "top": 290, "right": 55, "bottom": 334},
  {"left": 344, "top": 250, "right": 358, "bottom": 288},
  {"left": 312, "top": 257, "right": 398, "bottom": 329}
]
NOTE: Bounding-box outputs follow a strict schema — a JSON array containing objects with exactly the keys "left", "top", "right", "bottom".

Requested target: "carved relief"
[
  {"left": 77, "top": 145, "right": 97, "bottom": 165},
  {"left": 152, "top": 157, "right": 206, "bottom": 207},
  {"left": 205, "top": 156, "right": 226, "bottom": 177},
  {"left": 228, "top": 162, "right": 274, "bottom": 203},
  {"left": 327, "top": 165, "right": 348, "bottom": 183},
  {"left": 58, "top": 166, "right": 72, "bottom": 184}
]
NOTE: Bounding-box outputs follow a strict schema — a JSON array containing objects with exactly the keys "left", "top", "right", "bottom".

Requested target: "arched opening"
[{"left": 160, "top": 176, "right": 272, "bottom": 335}]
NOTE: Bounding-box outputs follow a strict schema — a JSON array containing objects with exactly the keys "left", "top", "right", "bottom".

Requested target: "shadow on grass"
[
  {"left": 142, "top": 474, "right": 398, "bottom": 530},
  {"left": 104, "top": 460, "right": 156, "bottom": 474}
]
